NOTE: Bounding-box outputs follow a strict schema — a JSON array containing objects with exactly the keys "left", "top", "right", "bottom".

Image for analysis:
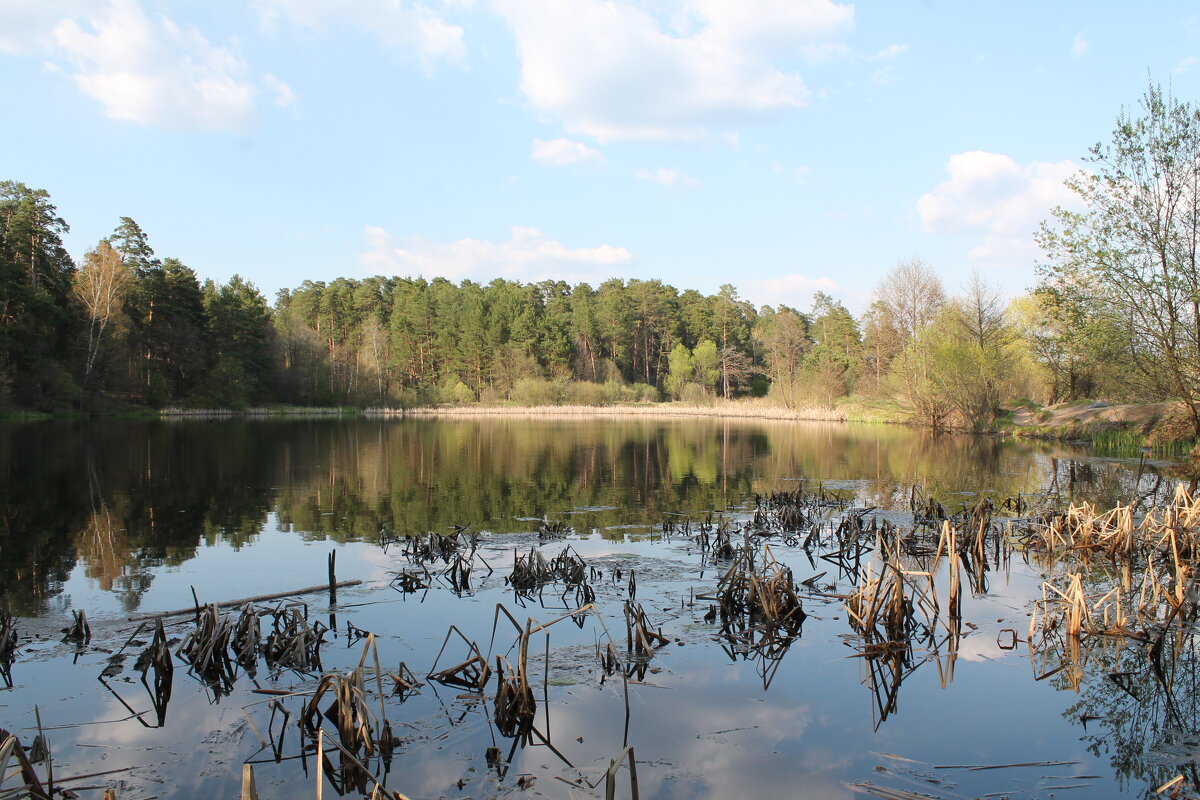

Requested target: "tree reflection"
[
  {"left": 0, "top": 417, "right": 1190, "bottom": 614},
  {"left": 1056, "top": 629, "right": 1200, "bottom": 794}
]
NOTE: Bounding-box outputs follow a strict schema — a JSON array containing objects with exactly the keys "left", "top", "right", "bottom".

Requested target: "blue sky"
[{"left": 3, "top": 1, "right": 1198, "bottom": 313}]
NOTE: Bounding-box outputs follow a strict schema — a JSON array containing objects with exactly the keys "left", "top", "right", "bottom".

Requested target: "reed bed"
[
  {"left": 1026, "top": 485, "right": 1200, "bottom": 651},
  {"left": 28, "top": 480, "right": 1200, "bottom": 799}
]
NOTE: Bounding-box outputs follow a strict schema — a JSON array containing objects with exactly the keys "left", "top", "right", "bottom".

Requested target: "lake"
[{"left": 0, "top": 417, "right": 1193, "bottom": 799}]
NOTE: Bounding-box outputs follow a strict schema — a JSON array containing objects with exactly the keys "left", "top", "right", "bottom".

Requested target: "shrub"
[
  {"left": 564, "top": 381, "right": 610, "bottom": 406},
  {"left": 510, "top": 378, "right": 564, "bottom": 406},
  {"left": 632, "top": 383, "right": 659, "bottom": 403},
  {"left": 680, "top": 383, "right": 711, "bottom": 405},
  {"left": 603, "top": 380, "right": 623, "bottom": 403}
]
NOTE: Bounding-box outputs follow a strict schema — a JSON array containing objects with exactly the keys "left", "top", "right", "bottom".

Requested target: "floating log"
[{"left": 126, "top": 581, "right": 363, "bottom": 621}]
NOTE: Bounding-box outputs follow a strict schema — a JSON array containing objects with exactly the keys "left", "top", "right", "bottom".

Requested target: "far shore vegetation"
[{"left": 4, "top": 82, "right": 1200, "bottom": 454}]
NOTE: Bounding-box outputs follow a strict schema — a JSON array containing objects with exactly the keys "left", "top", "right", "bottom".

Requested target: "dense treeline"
[
  {"left": 0, "top": 190, "right": 273, "bottom": 411},
  {"left": 0, "top": 177, "right": 1168, "bottom": 430},
  {"left": 0, "top": 184, "right": 873, "bottom": 414},
  {"left": 3, "top": 83, "right": 1199, "bottom": 431}
]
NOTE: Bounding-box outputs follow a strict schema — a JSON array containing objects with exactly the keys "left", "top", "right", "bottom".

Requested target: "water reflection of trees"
[
  {"left": 0, "top": 418, "right": 1191, "bottom": 614},
  {"left": 1053, "top": 629, "right": 1200, "bottom": 794}
]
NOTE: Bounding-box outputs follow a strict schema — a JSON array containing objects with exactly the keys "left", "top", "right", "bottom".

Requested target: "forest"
[{"left": 3, "top": 84, "right": 1200, "bottom": 434}]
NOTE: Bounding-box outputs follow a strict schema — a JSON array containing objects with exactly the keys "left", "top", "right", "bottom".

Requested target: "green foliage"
[
  {"left": 510, "top": 377, "right": 564, "bottom": 406},
  {"left": 1037, "top": 81, "right": 1200, "bottom": 434},
  {"left": 755, "top": 305, "right": 811, "bottom": 408},
  {"left": 680, "top": 382, "right": 711, "bottom": 405},
  {"left": 563, "top": 381, "right": 610, "bottom": 406},
  {"left": 193, "top": 356, "right": 252, "bottom": 409},
  {"left": 664, "top": 342, "right": 694, "bottom": 400},
  {"left": 202, "top": 275, "right": 273, "bottom": 404},
  {"left": 0, "top": 181, "right": 76, "bottom": 406},
  {"left": 146, "top": 373, "right": 168, "bottom": 409},
  {"left": 631, "top": 382, "right": 659, "bottom": 403},
  {"left": 1089, "top": 428, "right": 1144, "bottom": 454},
  {"left": 14, "top": 163, "right": 1200, "bottom": 422},
  {"left": 692, "top": 339, "right": 720, "bottom": 393},
  {"left": 438, "top": 376, "right": 475, "bottom": 404}
]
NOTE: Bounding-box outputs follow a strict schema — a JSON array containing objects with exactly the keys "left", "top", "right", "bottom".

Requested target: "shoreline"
[
  {"left": 5, "top": 399, "right": 1197, "bottom": 455},
  {"left": 373, "top": 401, "right": 889, "bottom": 424}
]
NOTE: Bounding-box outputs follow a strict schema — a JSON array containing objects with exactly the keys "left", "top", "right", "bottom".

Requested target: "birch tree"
[{"left": 73, "top": 241, "right": 131, "bottom": 387}]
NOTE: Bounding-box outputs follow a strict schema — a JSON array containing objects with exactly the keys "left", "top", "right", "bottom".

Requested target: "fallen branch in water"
[{"left": 126, "top": 581, "right": 363, "bottom": 621}]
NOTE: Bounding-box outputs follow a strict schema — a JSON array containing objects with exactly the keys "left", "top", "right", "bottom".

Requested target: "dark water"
[{"left": 0, "top": 417, "right": 1193, "bottom": 799}]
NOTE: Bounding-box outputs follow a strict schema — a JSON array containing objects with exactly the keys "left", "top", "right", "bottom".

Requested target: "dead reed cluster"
[
  {"left": 169, "top": 600, "right": 329, "bottom": 697},
  {"left": 1026, "top": 485, "right": 1200, "bottom": 650},
  {"left": 61, "top": 610, "right": 90, "bottom": 645},
  {"left": 235, "top": 601, "right": 620, "bottom": 799},
  {"left": 390, "top": 528, "right": 493, "bottom": 596},
  {"left": 508, "top": 545, "right": 598, "bottom": 606},
  {"left": 264, "top": 604, "right": 328, "bottom": 673},
  {"left": 713, "top": 542, "right": 806, "bottom": 637},
  {"left": 0, "top": 612, "right": 15, "bottom": 688},
  {"left": 538, "top": 517, "right": 573, "bottom": 540}
]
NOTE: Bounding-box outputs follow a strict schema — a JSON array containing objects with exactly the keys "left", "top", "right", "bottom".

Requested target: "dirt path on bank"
[{"left": 1009, "top": 400, "right": 1175, "bottom": 428}]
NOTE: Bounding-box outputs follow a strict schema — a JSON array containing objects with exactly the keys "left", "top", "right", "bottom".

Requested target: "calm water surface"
[{"left": 0, "top": 417, "right": 1193, "bottom": 799}]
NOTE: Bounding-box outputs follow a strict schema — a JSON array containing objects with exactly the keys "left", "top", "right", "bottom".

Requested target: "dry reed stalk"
[
  {"left": 297, "top": 640, "right": 399, "bottom": 789},
  {"left": 624, "top": 602, "right": 669, "bottom": 657},
  {"left": 389, "top": 400, "right": 855, "bottom": 424},
  {"left": 493, "top": 655, "right": 536, "bottom": 738},
  {"left": 600, "top": 745, "right": 640, "bottom": 800},
  {"left": 240, "top": 763, "right": 258, "bottom": 800},
  {"left": 62, "top": 610, "right": 90, "bottom": 645},
  {"left": 0, "top": 729, "right": 46, "bottom": 799},
  {"left": 388, "top": 662, "right": 422, "bottom": 698},
  {"left": 232, "top": 605, "right": 260, "bottom": 671},
  {"left": 312, "top": 729, "right": 413, "bottom": 800},
  {"left": 177, "top": 604, "right": 239, "bottom": 691},
  {"left": 429, "top": 626, "right": 491, "bottom": 692}
]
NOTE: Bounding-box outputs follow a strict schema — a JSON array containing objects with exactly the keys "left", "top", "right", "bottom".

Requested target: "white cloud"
[
  {"left": 531, "top": 138, "right": 604, "bottom": 166},
  {"left": 493, "top": 0, "right": 853, "bottom": 141},
  {"left": 361, "top": 225, "right": 634, "bottom": 284},
  {"left": 872, "top": 43, "right": 909, "bottom": 60},
  {"left": 917, "top": 150, "right": 1081, "bottom": 266},
  {"left": 683, "top": 0, "right": 854, "bottom": 56},
  {"left": 742, "top": 273, "right": 839, "bottom": 310},
  {"left": 1175, "top": 56, "right": 1197, "bottom": 74},
  {"left": 1070, "top": 31, "right": 1087, "bottom": 58},
  {"left": 256, "top": 0, "right": 465, "bottom": 71},
  {"left": 53, "top": 0, "right": 259, "bottom": 131},
  {"left": 870, "top": 66, "right": 898, "bottom": 85},
  {"left": 0, "top": 0, "right": 90, "bottom": 55},
  {"left": 263, "top": 73, "right": 295, "bottom": 107},
  {"left": 634, "top": 167, "right": 699, "bottom": 188}
]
